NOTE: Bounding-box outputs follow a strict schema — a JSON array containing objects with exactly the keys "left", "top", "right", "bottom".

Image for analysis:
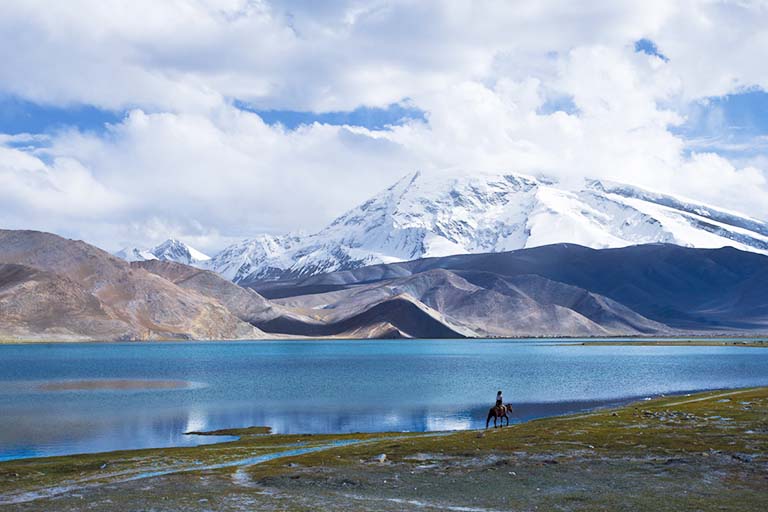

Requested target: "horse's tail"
[{"left": 486, "top": 408, "right": 494, "bottom": 429}]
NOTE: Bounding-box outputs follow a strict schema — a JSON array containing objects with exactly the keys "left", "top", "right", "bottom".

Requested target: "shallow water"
[{"left": 1, "top": 339, "right": 767, "bottom": 461}]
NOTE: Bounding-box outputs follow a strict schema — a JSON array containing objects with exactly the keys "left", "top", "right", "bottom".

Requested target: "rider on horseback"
[{"left": 487, "top": 390, "right": 511, "bottom": 428}]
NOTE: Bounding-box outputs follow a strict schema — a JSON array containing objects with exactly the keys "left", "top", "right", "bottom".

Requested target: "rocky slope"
[
  {"left": 0, "top": 230, "right": 262, "bottom": 341},
  {"left": 0, "top": 263, "right": 133, "bottom": 341},
  {"left": 133, "top": 260, "right": 467, "bottom": 339},
  {"left": 132, "top": 259, "right": 316, "bottom": 330},
  {"left": 253, "top": 243, "right": 768, "bottom": 337}
]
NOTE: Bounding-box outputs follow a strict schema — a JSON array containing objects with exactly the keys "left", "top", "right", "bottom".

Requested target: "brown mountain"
[
  {"left": 269, "top": 268, "right": 666, "bottom": 337},
  {"left": 0, "top": 263, "right": 133, "bottom": 341},
  {"left": 133, "top": 259, "right": 466, "bottom": 339},
  {"left": 0, "top": 230, "right": 264, "bottom": 341}
]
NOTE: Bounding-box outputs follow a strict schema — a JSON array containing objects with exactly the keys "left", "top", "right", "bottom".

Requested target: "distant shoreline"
[
  {"left": 573, "top": 339, "right": 768, "bottom": 348},
  {"left": 1, "top": 336, "right": 767, "bottom": 346}
]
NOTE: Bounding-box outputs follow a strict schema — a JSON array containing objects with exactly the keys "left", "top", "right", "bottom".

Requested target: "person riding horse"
[{"left": 487, "top": 390, "right": 512, "bottom": 428}]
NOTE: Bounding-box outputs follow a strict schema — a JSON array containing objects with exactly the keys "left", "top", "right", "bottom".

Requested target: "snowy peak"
[
  {"left": 115, "top": 239, "right": 211, "bottom": 265},
  {"left": 320, "top": 170, "right": 541, "bottom": 259},
  {"left": 207, "top": 169, "right": 768, "bottom": 284},
  {"left": 152, "top": 239, "right": 211, "bottom": 265},
  {"left": 114, "top": 247, "right": 158, "bottom": 262},
  {"left": 205, "top": 234, "right": 301, "bottom": 282}
]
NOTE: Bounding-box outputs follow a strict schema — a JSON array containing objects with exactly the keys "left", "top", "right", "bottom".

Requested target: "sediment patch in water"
[{"left": 37, "top": 379, "right": 195, "bottom": 391}]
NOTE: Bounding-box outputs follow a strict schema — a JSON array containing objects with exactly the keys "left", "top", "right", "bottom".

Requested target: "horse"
[{"left": 486, "top": 403, "right": 513, "bottom": 428}]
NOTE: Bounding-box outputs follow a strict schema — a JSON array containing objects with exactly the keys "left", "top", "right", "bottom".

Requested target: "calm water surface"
[{"left": 1, "top": 339, "right": 767, "bottom": 461}]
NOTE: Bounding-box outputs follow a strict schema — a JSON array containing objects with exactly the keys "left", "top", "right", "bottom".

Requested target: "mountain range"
[
  {"left": 117, "top": 170, "right": 768, "bottom": 285},
  {"left": 253, "top": 243, "right": 768, "bottom": 337},
  {"left": 3, "top": 170, "right": 768, "bottom": 341},
  {"left": 2, "top": 228, "right": 767, "bottom": 341}
]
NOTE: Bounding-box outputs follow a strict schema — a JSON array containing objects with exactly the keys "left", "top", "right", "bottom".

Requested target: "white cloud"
[
  {"left": 0, "top": 146, "right": 126, "bottom": 216},
  {"left": 4, "top": 0, "right": 764, "bottom": 112},
  {"left": 3, "top": 106, "right": 418, "bottom": 250},
  {"left": 0, "top": 1, "right": 766, "bottom": 251}
]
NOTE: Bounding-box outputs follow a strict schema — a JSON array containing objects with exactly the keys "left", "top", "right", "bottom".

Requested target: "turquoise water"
[{"left": 1, "top": 339, "right": 767, "bottom": 461}]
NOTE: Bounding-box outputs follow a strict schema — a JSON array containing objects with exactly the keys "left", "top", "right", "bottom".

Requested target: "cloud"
[
  {"left": 0, "top": 143, "right": 129, "bottom": 246},
  {"left": 1, "top": 106, "right": 418, "bottom": 250},
  {"left": 0, "top": 1, "right": 766, "bottom": 251},
  {"left": 379, "top": 46, "right": 768, "bottom": 216},
  {"left": 3, "top": 0, "right": 763, "bottom": 112}
]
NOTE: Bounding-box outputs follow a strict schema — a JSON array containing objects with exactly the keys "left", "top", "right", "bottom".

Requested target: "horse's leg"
[{"left": 504, "top": 414, "right": 509, "bottom": 427}]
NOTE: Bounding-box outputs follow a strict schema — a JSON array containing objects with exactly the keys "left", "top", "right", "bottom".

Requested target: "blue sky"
[
  {"left": 4, "top": 86, "right": 765, "bottom": 160},
  {"left": 1, "top": 36, "right": 763, "bottom": 156},
  {"left": 672, "top": 90, "right": 768, "bottom": 156},
  {"left": 236, "top": 101, "right": 426, "bottom": 130},
  {"left": 0, "top": 95, "right": 122, "bottom": 135},
  {"left": 0, "top": 38, "right": 761, "bottom": 154},
  {"left": 634, "top": 38, "right": 669, "bottom": 62},
  {"left": 0, "top": 96, "right": 426, "bottom": 136}
]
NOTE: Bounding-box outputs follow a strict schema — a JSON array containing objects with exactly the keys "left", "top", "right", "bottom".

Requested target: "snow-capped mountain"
[
  {"left": 111, "top": 170, "right": 768, "bottom": 285},
  {"left": 152, "top": 239, "right": 211, "bottom": 265},
  {"left": 115, "top": 239, "right": 211, "bottom": 265},
  {"left": 114, "top": 247, "right": 158, "bottom": 262},
  {"left": 205, "top": 234, "right": 302, "bottom": 282},
  {"left": 207, "top": 170, "right": 768, "bottom": 284}
]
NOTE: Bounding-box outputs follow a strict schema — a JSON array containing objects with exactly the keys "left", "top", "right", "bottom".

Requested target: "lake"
[{"left": 1, "top": 339, "right": 767, "bottom": 461}]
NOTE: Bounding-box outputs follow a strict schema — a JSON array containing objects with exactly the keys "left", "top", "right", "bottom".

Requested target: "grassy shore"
[
  {"left": 576, "top": 338, "right": 768, "bottom": 348},
  {"left": 1, "top": 387, "right": 767, "bottom": 511}
]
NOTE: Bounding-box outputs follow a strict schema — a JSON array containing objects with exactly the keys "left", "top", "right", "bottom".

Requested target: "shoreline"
[
  {"left": 573, "top": 338, "right": 768, "bottom": 347},
  {"left": 1, "top": 384, "right": 755, "bottom": 464},
  {"left": 1, "top": 336, "right": 767, "bottom": 346},
  {"left": 2, "top": 386, "right": 766, "bottom": 510}
]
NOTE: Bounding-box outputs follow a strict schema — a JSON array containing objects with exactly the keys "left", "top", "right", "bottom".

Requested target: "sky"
[{"left": 1, "top": 0, "right": 767, "bottom": 253}]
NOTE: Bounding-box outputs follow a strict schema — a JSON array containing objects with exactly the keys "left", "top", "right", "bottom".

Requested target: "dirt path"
[{"left": 663, "top": 388, "right": 753, "bottom": 407}]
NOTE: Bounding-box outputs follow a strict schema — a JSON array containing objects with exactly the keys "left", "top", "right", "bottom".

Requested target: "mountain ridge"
[
  {"left": 112, "top": 171, "right": 768, "bottom": 285},
  {"left": 0, "top": 230, "right": 261, "bottom": 341},
  {"left": 253, "top": 242, "right": 768, "bottom": 335},
  {"left": 3, "top": 229, "right": 768, "bottom": 341},
  {"left": 206, "top": 170, "right": 768, "bottom": 284}
]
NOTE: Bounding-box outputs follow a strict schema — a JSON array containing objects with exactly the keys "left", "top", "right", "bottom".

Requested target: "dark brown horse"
[{"left": 486, "top": 403, "right": 513, "bottom": 428}]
